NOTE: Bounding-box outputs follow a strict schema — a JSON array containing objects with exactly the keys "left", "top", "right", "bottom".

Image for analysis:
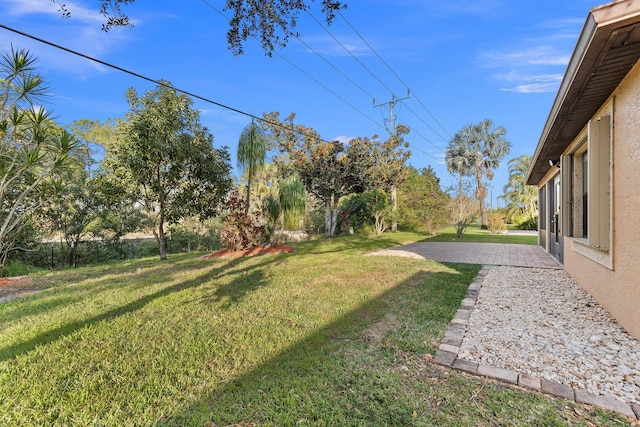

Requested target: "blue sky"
[{"left": 1, "top": 0, "right": 597, "bottom": 206}]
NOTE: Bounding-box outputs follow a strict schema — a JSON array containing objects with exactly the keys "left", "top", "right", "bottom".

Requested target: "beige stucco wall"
[{"left": 561, "top": 58, "right": 640, "bottom": 340}]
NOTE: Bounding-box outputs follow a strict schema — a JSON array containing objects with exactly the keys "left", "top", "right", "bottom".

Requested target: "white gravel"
[{"left": 458, "top": 266, "right": 640, "bottom": 405}]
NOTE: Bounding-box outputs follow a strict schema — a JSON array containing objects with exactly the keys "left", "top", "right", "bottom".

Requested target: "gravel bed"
[{"left": 458, "top": 266, "right": 640, "bottom": 405}]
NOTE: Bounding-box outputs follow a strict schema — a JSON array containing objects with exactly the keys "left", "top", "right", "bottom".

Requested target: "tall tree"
[
  {"left": 446, "top": 119, "right": 511, "bottom": 229},
  {"left": 445, "top": 141, "right": 473, "bottom": 197},
  {"left": 261, "top": 112, "right": 364, "bottom": 237},
  {"left": 398, "top": 166, "right": 450, "bottom": 235},
  {"left": 0, "top": 47, "right": 80, "bottom": 267},
  {"left": 237, "top": 120, "right": 267, "bottom": 214},
  {"left": 351, "top": 125, "right": 411, "bottom": 232},
  {"left": 110, "top": 81, "right": 232, "bottom": 260},
  {"left": 51, "top": 0, "right": 346, "bottom": 56},
  {"left": 500, "top": 154, "right": 538, "bottom": 221}
]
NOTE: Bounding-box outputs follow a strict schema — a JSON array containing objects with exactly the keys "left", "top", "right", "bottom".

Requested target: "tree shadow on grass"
[
  {"left": 161, "top": 267, "right": 475, "bottom": 426},
  {"left": 0, "top": 254, "right": 286, "bottom": 362}
]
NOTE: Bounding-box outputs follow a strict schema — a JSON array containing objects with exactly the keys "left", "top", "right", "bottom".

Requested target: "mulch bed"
[{"left": 0, "top": 276, "right": 27, "bottom": 288}]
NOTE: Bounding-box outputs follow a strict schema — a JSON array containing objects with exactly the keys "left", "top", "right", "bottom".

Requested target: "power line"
[
  {"left": 337, "top": 10, "right": 452, "bottom": 139},
  {"left": 403, "top": 103, "right": 448, "bottom": 146},
  {"left": 293, "top": 36, "right": 377, "bottom": 101},
  {"left": 0, "top": 23, "right": 343, "bottom": 145},
  {"left": 198, "top": 0, "right": 386, "bottom": 132},
  {"left": 305, "top": 10, "right": 397, "bottom": 98}
]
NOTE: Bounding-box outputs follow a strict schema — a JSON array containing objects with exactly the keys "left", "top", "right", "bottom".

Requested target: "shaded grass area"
[
  {"left": 423, "top": 224, "right": 538, "bottom": 245},
  {"left": 0, "top": 233, "right": 624, "bottom": 425}
]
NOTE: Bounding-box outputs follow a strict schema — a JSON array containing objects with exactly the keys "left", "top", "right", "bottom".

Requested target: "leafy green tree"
[
  {"left": 67, "top": 118, "right": 145, "bottom": 241},
  {"left": 398, "top": 166, "right": 450, "bottom": 235},
  {"left": 262, "top": 112, "right": 359, "bottom": 237},
  {"left": 500, "top": 154, "right": 538, "bottom": 223},
  {"left": 51, "top": 0, "right": 346, "bottom": 55},
  {"left": 348, "top": 126, "right": 411, "bottom": 233},
  {"left": 110, "top": 81, "right": 232, "bottom": 260},
  {"left": 446, "top": 119, "right": 511, "bottom": 229},
  {"left": 237, "top": 120, "right": 267, "bottom": 214},
  {"left": 0, "top": 47, "right": 80, "bottom": 267}
]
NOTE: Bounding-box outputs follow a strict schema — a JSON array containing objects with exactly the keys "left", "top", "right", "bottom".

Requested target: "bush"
[
  {"left": 340, "top": 193, "right": 374, "bottom": 232},
  {"left": 488, "top": 214, "right": 507, "bottom": 234},
  {"left": 168, "top": 218, "right": 222, "bottom": 253},
  {"left": 0, "top": 260, "right": 42, "bottom": 278},
  {"left": 219, "top": 189, "right": 267, "bottom": 251},
  {"left": 516, "top": 216, "right": 538, "bottom": 230}
]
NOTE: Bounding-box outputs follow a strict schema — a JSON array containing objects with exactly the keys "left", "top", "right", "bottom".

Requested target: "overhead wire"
[
  {"left": 304, "top": 10, "right": 397, "bottom": 98},
  {"left": 198, "top": 0, "right": 386, "bottom": 132},
  {"left": 0, "top": 23, "right": 339, "bottom": 145},
  {"left": 337, "top": 9, "right": 453, "bottom": 139}
]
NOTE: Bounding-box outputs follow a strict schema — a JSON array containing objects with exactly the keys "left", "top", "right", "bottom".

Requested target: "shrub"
[
  {"left": 488, "top": 214, "right": 507, "bottom": 234},
  {"left": 517, "top": 216, "right": 538, "bottom": 230},
  {"left": 219, "top": 189, "right": 267, "bottom": 251}
]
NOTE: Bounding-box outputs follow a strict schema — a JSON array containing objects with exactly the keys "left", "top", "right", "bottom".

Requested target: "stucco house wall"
[{"left": 542, "top": 58, "right": 640, "bottom": 339}]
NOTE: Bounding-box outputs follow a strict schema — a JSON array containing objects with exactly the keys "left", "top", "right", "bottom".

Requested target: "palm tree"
[
  {"left": 264, "top": 175, "right": 306, "bottom": 244},
  {"left": 445, "top": 136, "right": 474, "bottom": 196},
  {"left": 500, "top": 155, "right": 538, "bottom": 220},
  {"left": 446, "top": 119, "right": 511, "bottom": 229},
  {"left": 237, "top": 120, "right": 267, "bottom": 214}
]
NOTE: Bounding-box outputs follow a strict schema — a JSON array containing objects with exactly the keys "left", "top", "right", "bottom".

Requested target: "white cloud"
[
  {"left": 482, "top": 45, "right": 570, "bottom": 68},
  {"left": 0, "top": 0, "right": 135, "bottom": 77},
  {"left": 2, "top": 0, "right": 102, "bottom": 23},
  {"left": 298, "top": 34, "right": 370, "bottom": 57},
  {"left": 479, "top": 15, "right": 582, "bottom": 95}
]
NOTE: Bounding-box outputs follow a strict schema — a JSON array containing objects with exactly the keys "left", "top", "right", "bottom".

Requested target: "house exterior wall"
[{"left": 560, "top": 59, "right": 640, "bottom": 340}]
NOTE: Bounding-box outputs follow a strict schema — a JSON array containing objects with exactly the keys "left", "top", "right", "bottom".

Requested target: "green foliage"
[
  {"left": 366, "top": 188, "right": 392, "bottom": 236},
  {"left": 110, "top": 81, "right": 232, "bottom": 259},
  {"left": 340, "top": 193, "right": 374, "bottom": 231},
  {"left": 446, "top": 119, "right": 511, "bottom": 228},
  {"left": 398, "top": 166, "right": 450, "bottom": 235},
  {"left": 516, "top": 216, "right": 538, "bottom": 231},
  {"left": 0, "top": 47, "right": 81, "bottom": 267},
  {"left": 0, "top": 260, "right": 42, "bottom": 278},
  {"left": 262, "top": 112, "right": 410, "bottom": 237},
  {"left": 487, "top": 214, "right": 507, "bottom": 234},
  {"left": 500, "top": 154, "right": 538, "bottom": 223},
  {"left": 220, "top": 189, "right": 267, "bottom": 250},
  {"left": 237, "top": 120, "right": 267, "bottom": 213},
  {"left": 168, "top": 217, "right": 222, "bottom": 252}
]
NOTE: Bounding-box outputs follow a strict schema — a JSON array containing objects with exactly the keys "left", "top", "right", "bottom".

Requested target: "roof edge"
[{"left": 525, "top": 14, "right": 598, "bottom": 184}]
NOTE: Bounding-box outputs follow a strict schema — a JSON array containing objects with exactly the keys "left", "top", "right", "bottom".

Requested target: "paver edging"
[{"left": 434, "top": 265, "right": 639, "bottom": 421}]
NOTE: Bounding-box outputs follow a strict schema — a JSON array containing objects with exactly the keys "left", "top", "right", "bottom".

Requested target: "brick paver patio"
[{"left": 367, "top": 241, "right": 561, "bottom": 269}]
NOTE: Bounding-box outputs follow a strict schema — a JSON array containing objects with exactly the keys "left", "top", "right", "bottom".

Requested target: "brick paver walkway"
[{"left": 367, "top": 242, "right": 561, "bottom": 269}]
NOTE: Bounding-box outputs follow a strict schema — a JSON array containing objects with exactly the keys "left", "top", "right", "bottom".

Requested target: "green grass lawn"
[
  {"left": 423, "top": 224, "right": 538, "bottom": 245},
  {"left": 0, "top": 232, "right": 623, "bottom": 425}
]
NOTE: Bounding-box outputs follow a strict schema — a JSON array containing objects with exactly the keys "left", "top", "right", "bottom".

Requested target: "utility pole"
[{"left": 374, "top": 93, "right": 410, "bottom": 232}]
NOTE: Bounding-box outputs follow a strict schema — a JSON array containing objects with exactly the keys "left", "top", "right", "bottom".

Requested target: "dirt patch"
[
  {"left": 360, "top": 314, "right": 401, "bottom": 344},
  {"left": 201, "top": 244, "right": 295, "bottom": 259},
  {"left": 0, "top": 276, "right": 40, "bottom": 303}
]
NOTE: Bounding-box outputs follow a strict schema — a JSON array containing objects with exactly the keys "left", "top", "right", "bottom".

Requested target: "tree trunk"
[
  {"left": 476, "top": 169, "right": 488, "bottom": 229},
  {"left": 391, "top": 185, "right": 398, "bottom": 232},
  {"left": 245, "top": 175, "right": 251, "bottom": 215},
  {"left": 324, "top": 195, "right": 339, "bottom": 237}
]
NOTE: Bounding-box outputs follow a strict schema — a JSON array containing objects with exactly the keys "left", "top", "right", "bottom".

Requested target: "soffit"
[{"left": 527, "top": 4, "right": 640, "bottom": 185}]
